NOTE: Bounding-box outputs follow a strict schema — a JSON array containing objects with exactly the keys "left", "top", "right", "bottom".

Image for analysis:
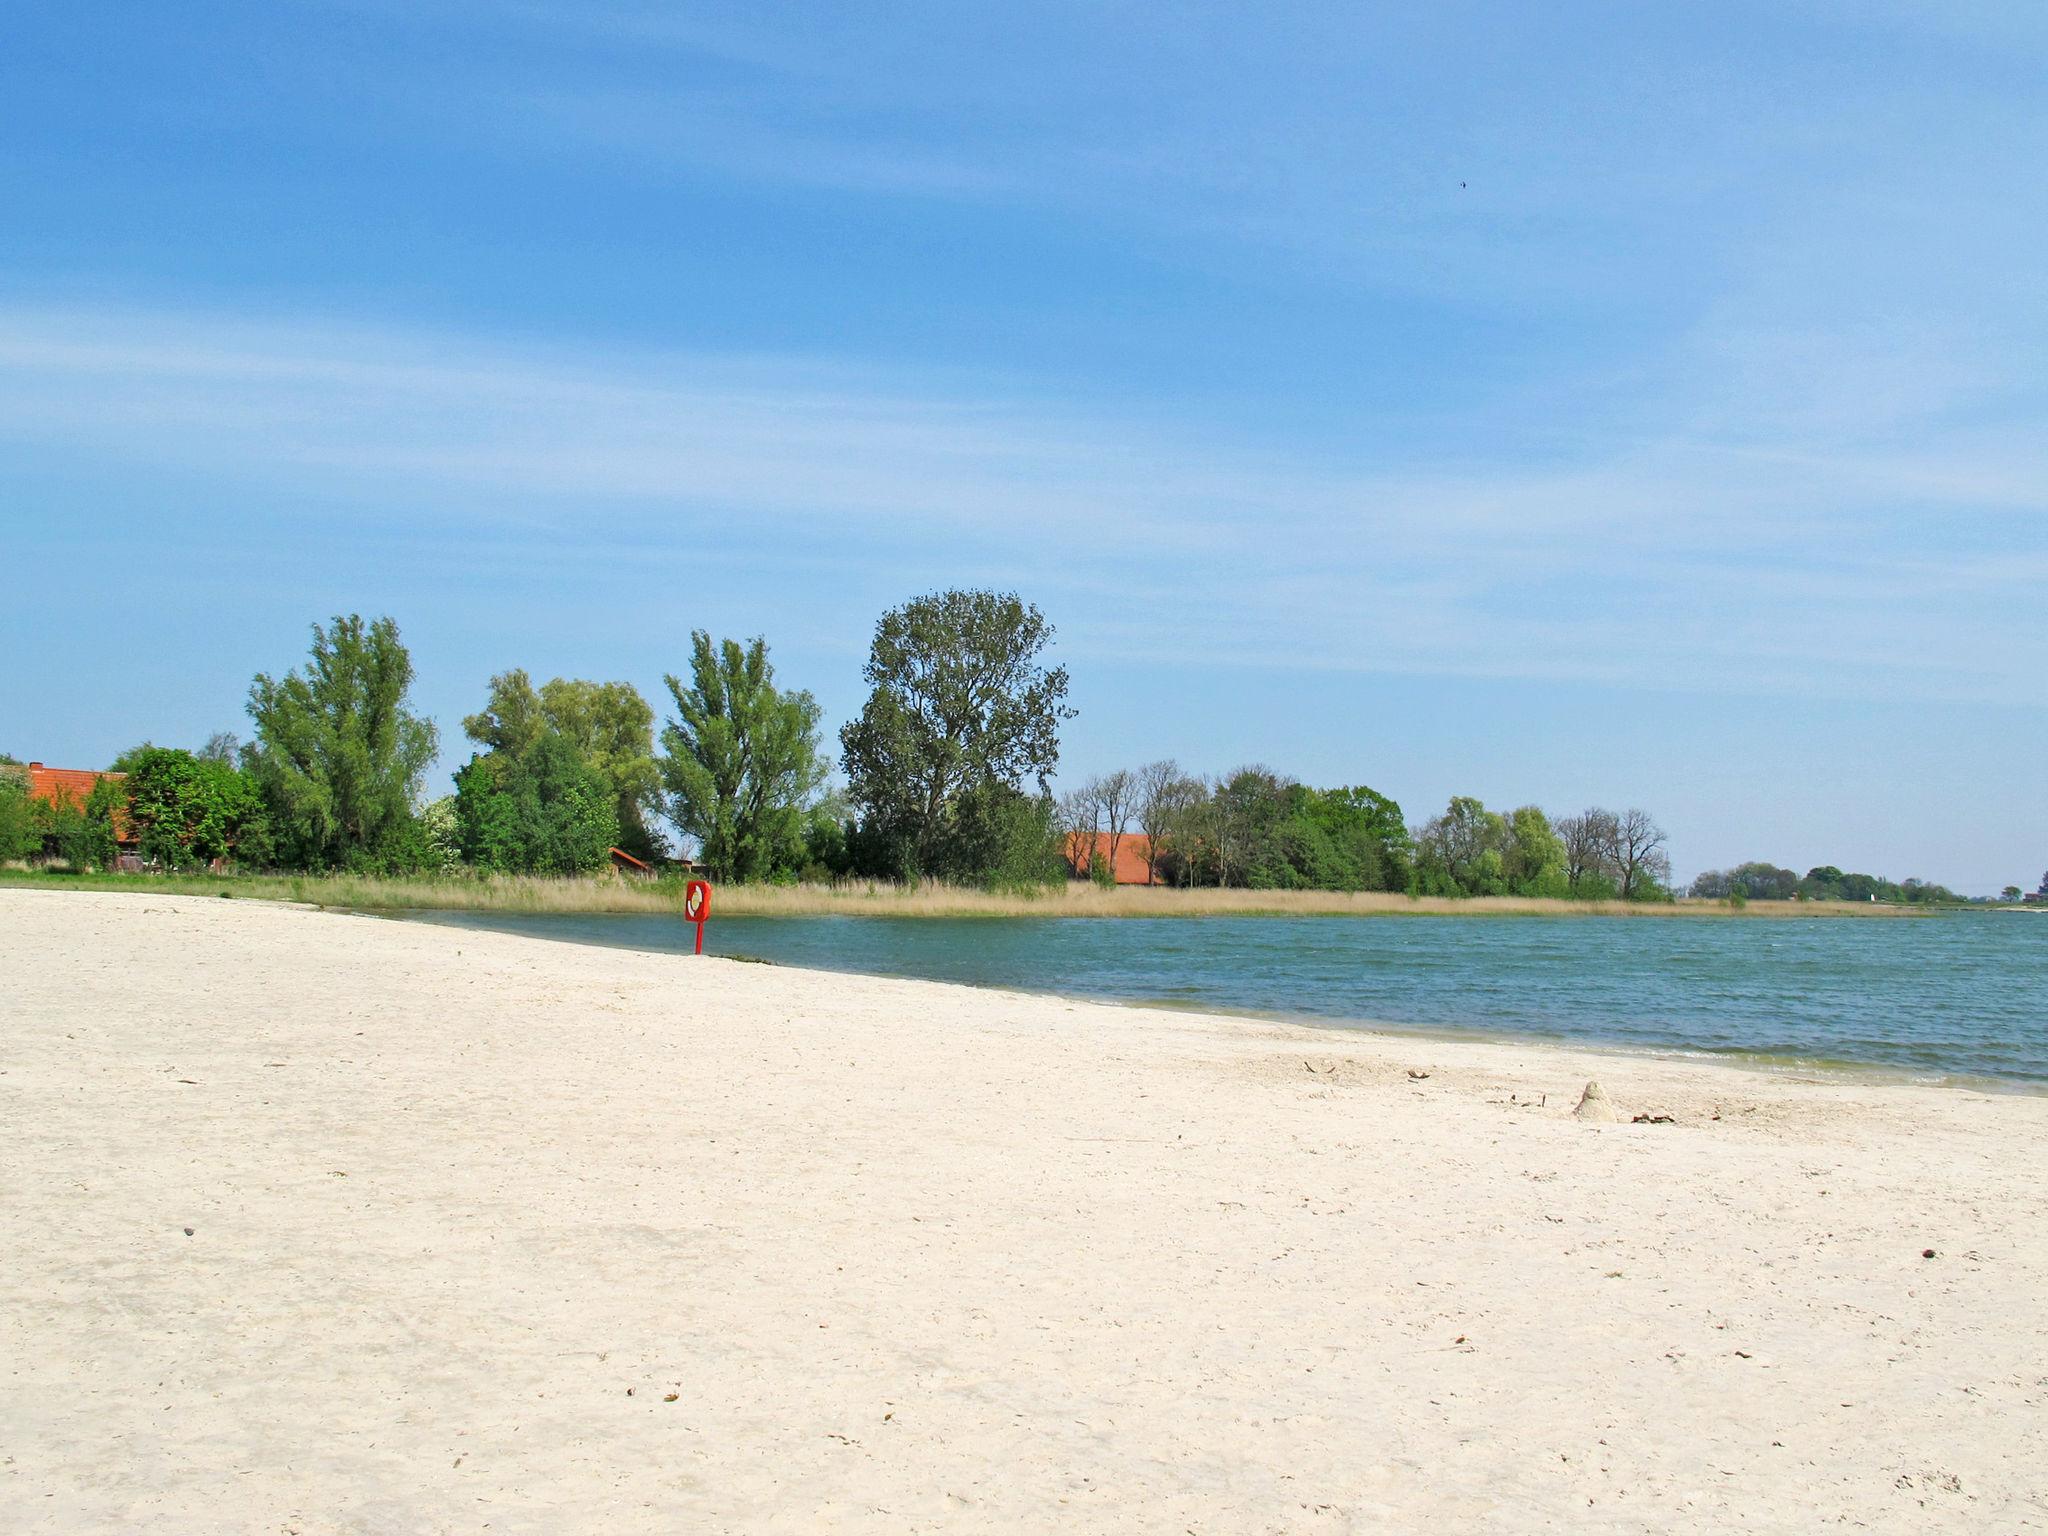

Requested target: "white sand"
[{"left": 3, "top": 890, "right": 2044, "bottom": 1534}]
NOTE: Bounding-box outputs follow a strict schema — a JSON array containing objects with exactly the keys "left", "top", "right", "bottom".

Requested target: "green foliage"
[
  {"left": 1794, "top": 865, "right": 1962, "bottom": 904},
  {"left": 839, "top": 590, "right": 1073, "bottom": 880},
  {"left": 790, "top": 793, "right": 855, "bottom": 883},
  {"left": 539, "top": 677, "right": 662, "bottom": 860},
  {"left": 123, "top": 746, "right": 269, "bottom": 868},
  {"left": 1207, "top": 767, "right": 1290, "bottom": 887},
  {"left": 952, "top": 785, "right": 1067, "bottom": 892},
  {"left": 414, "top": 795, "right": 462, "bottom": 874},
  {"left": 1501, "top": 806, "right": 1568, "bottom": 896},
  {"left": 1137, "top": 773, "right": 1411, "bottom": 893},
  {"left": 0, "top": 772, "right": 38, "bottom": 862},
  {"left": 659, "top": 632, "right": 827, "bottom": 881},
  {"left": 1690, "top": 862, "right": 1799, "bottom": 900},
  {"left": 463, "top": 671, "right": 550, "bottom": 759},
  {"left": 28, "top": 781, "right": 121, "bottom": 871},
  {"left": 1089, "top": 849, "right": 1115, "bottom": 888},
  {"left": 244, "top": 615, "right": 440, "bottom": 871},
  {"left": 107, "top": 742, "right": 159, "bottom": 773},
  {"left": 465, "top": 670, "right": 662, "bottom": 860},
  {"left": 1298, "top": 784, "right": 1413, "bottom": 892},
  {"left": 1412, "top": 795, "right": 1509, "bottom": 896},
  {"left": 453, "top": 732, "right": 619, "bottom": 875}
]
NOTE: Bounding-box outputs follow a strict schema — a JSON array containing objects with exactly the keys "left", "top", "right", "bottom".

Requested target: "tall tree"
[
  {"left": 453, "top": 731, "right": 619, "bottom": 875},
  {"left": 462, "top": 669, "right": 549, "bottom": 760},
  {"left": 466, "top": 670, "right": 662, "bottom": 859},
  {"left": 1206, "top": 766, "right": 1290, "bottom": 887},
  {"left": 1556, "top": 808, "right": 1619, "bottom": 896},
  {"left": 1058, "top": 770, "right": 1134, "bottom": 879},
  {"left": 1094, "top": 768, "right": 1136, "bottom": 877},
  {"left": 660, "top": 632, "right": 826, "bottom": 882},
  {"left": 1299, "top": 784, "right": 1411, "bottom": 892},
  {"left": 1130, "top": 761, "right": 1179, "bottom": 884},
  {"left": 1502, "top": 805, "right": 1568, "bottom": 896},
  {"left": 123, "top": 746, "right": 269, "bottom": 869},
  {"left": 839, "top": 590, "right": 1074, "bottom": 879},
  {"left": 0, "top": 769, "right": 36, "bottom": 863},
  {"left": 244, "top": 615, "right": 439, "bottom": 870},
  {"left": 1058, "top": 783, "right": 1102, "bottom": 877},
  {"left": 1607, "top": 807, "right": 1671, "bottom": 900},
  {"left": 538, "top": 678, "right": 662, "bottom": 858},
  {"left": 1414, "top": 795, "right": 1507, "bottom": 895}
]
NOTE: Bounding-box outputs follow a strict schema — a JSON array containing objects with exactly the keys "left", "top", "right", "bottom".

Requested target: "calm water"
[{"left": 400, "top": 909, "right": 2048, "bottom": 1085}]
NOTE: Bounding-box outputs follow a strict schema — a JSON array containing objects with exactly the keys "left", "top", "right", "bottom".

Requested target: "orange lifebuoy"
[{"left": 685, "top": 879, "right": 712, "bottom": 952}]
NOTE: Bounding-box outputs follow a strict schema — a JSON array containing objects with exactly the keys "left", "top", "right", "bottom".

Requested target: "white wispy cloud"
[{"left": 0, "top": 299, "right": 2041, "bottom": 704}]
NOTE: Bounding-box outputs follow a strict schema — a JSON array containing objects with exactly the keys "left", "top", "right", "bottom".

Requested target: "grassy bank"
[{"left": 0, "top": 867, "right": 1924, "bottom": 918}]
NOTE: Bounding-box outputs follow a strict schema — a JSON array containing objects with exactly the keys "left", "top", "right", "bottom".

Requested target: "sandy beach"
[{"left": 3, "top": 890, "right": 2044, "bottom": 1533}]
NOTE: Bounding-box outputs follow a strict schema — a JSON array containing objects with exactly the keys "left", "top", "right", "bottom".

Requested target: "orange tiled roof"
[
  {"left": 20, "top": 763, "right": 134, "bottom": 842},
  {"left": 1063, "top": 830, "right": 1155, "bottom": 884}
]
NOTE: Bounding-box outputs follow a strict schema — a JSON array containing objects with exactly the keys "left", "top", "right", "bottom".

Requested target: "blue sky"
[{"left": 3, "top": 2, "right": 2044, "bottom": 891}]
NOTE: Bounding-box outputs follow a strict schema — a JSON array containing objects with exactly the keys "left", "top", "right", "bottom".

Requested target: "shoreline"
[
  {"left": 0, "top": 866, "right": 1940, "bottom": 919},
  {"left": 6, "top": 888, "right": 2045, "bottom": 1531},
  {"left": 389, "top": 904, "right": 2045, "bottom": 1094}
]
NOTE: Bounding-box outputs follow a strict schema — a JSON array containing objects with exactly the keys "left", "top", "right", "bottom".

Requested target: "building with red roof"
[
  {"left": 1063, "top": 830, "right": 1155, "bottom": 885},
  {"left": 4, "top": 762, "right": 138, "bottom": 863}
]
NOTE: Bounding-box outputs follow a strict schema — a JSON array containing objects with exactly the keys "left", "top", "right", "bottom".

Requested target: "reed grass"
[{"left": 0, "top": 867, "right": 1920, "bottom": 918}]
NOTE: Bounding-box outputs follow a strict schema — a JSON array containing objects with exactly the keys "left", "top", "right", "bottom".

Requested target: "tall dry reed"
[{"left": 0, "top": 868, "right": 1916, "bottom": 919}]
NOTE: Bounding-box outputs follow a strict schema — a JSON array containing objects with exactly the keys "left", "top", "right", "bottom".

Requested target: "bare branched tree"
[
  {"left": 1556, "top": 807, "right": 1619, "bottom": 894},
  {"left": 1134, "top": 760, "right": 1179, "bottom": 885},
  {"left": 1608, "top": 807, "right": 1670, "bottom": 900},
  {"left": 1096, "top": 768, "right": 1135, "bottom": 878},
  {"left": 1058, "top": 783, "right": 1102, "bottom": 877}
]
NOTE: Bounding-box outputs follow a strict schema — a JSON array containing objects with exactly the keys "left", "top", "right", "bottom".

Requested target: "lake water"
[{"left": 398, "top": 909, "right": 2048, "bottom": 1086}]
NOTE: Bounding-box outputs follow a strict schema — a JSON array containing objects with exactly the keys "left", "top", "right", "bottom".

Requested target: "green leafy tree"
[
  {"left": 462, "top": 670, "right": 549, "bottom": 759},
  {"left": 465, "top": 670, "right": 662, "bottom": 860},
  {"left": 453, "top": 732, "right": 619, "bottom": 875},
  {"left": 660, "top": 632, "right": 827, "bottom": 882},
  {"left": 1207, "top": 767, "right": 1291, "bottom": 887},
  {"left": 244, "top": 615, "right": 440, "bottom": 871},
  {"left": 1413, "top": 796, "right": 1509, "bottom": 895},
  {"left": 791, "top": 789, "right": 856, "bottom": 882},
  {"left": 0, "top": 770, "right": 37, "bottom": 862},
  {"left": 946, "top": 782, "right": 1067, "bottom": 891},
  {"left": 123, "top": 746, "right": 269, "bottom": 868},
  {"left": 539, "top": 678, "right": 662, "bottom": 860},
  {"left": 28, "top": 781, "right": 121, "bottom": 870},
  {"left": 107, "top": 742, "right": 159, "bottom": 773},
  {"left": 1502, "top": 805, "right": 1569, "bottom": 897},
  {"left": 1691, "top": 862, "right": 1800, "bottom": 901},
  {"left": 1295, "top": 784, "right": 1412, "bottom": 892},
  {"left": 839, "top": 591, "right": 1073, "bottom": 881}
]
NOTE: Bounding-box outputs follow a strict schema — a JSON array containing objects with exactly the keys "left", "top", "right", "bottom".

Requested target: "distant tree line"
[
  {"left": 1689, "top": 862, "right": 1970, "bottom": 905},
  {"left": 0, "top": 592, "right": 1075, "bottom": 891},
  {"left": 19, "top": 591, "right": 1984, "bottom": 902},
  {"left": 1059, "top": 767, "right": 1675, "bottom": 900}
]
